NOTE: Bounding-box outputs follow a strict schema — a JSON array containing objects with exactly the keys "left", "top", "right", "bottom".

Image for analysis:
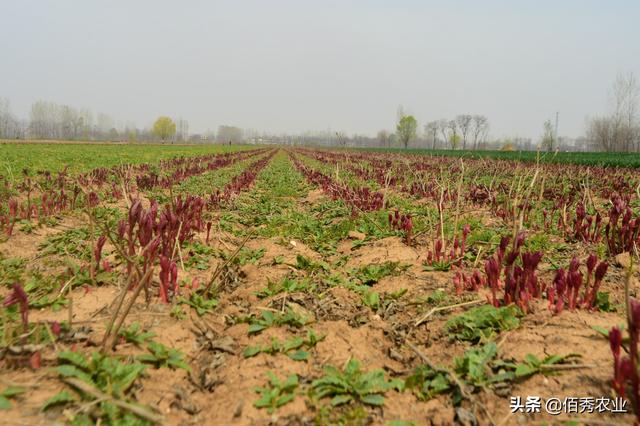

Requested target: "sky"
[{"left": 1, "top": 0, "right": 640, "bottom": 140}]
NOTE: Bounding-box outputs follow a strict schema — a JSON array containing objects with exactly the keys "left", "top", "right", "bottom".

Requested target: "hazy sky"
[{"left": 2, "top": 0, "right": 640, "bottom": 139}]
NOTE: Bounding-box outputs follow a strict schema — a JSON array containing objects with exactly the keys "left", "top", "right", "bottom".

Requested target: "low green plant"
[
  {"left": 253, "top": 372, "right": 299, "bottom": 414},
  {"left": 0, "top": 386, "right": 25, "bottom": 410},
  {"left": 255, "top": 275, "right": 312, "bottom": 299},
  {"left": 349, "top": 261, "right": 406, "bottom": 285},
  {"left": 184, "top": 242, "right": 218, "bottom": 270},
  {"left": 137, "top": 341, "right": 190, "bottom": 371},
  {"left": 509, "top": 352, "right": 582, "bottom": 379},
  {"left": 232, "top": 247, "right": 266, "bottom": 265},
  {"left": 444, "top": 305, "right": 520, "bottom": 342},
  {"left": 245, "top": 309, "right": 309, "bottom": 335},
  {"left": 170, "top": 305, "right": 186, "bottom": 320},
  {"left": 45, "top": 351, "right": 152, "bottom": 424},
  {"left": 405, "top": 342, "right": 581, "bottom": 404},
  {"left": 294, "top": 254, "right": 329, "bottom": 274},
  {"left": 311, "top": 358, "right": 403, "bottom": 406},
  {"left": 179, "top": 293, "right": 218, "bottom": 316},
  {"left": 39, "top": 228, "right": 93, "bottom": 261},
  {"left": 118, "top": 322, "right": 156, "bottom": 346},
  {"left": 244, "top": 329, "right": 325, "bottom": 361}
]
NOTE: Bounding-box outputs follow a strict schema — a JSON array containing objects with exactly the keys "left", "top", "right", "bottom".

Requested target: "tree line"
[
  {"left": 2, "top": 71, "right": 638, "bottom": 151},
  {"left": 0, "top": 100, "right": 193, "bottom": 143},
  {"left": 586, "top": 72, "right": 640, "bottom": 152}
]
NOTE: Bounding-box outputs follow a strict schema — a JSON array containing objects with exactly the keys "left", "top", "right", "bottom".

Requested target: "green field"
[
  {"left": 0, "top": 142, "right": 251, "bottom": 180},
  {"left": 362, "top": 147, "right": 640, "bottom": 168}
]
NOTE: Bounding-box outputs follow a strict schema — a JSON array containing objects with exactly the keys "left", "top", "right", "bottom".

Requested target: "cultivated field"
[{"left": 1, "top": 143, "right": 639, "bottom": 425}]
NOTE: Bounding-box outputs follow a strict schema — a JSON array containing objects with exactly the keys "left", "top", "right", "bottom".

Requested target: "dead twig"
[
  {"left": 414, "top": 299, "right": 484, "bottom": 327},
  {"left": 62, "top": 377, "right": 165, "bottom": 425}
]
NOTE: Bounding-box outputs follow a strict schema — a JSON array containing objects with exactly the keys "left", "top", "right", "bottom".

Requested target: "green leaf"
[
  {"left": 58, "top": 351, "right": 89, "bottom": 369},
  {"left": 0, "top": 396, "right": 11, "bottom": 410},
  {"left": 42, "top": 390, "right": 76, "bottom": 411},
  {"left": 283, "top": 337, "right": 304, "bottom": 352},
  {"left": 1, "top": 387, "right": 25, "bottom": 398},
  {"left": 55, "top": 365, "right": 93, "bottom": 383},
  {"left": 515, "top": 364, "right": 537, "bottom": 378},
  {"left": 276, "top": 393, "right": 294, "bottom": 407},
  {"left": 361, "top": 393, "right": 385, "bottom": 406},
  {"left": 248, "top": 324, "right": 266, "bottom": 334},
  {"left": 330, "top": 394, "right": 353, "bottom": 406},
  {"left": 287, "top": 350, "right": 309, "bottom": 361},
  {"left": 524, "top": 354, "right": 540, "bottom": 366},
  {"left": 244, "top": 346, "right": 263, "bottom": 358}
]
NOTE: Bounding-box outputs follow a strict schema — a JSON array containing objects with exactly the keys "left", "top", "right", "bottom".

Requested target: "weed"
[
  {"left": 0, "top": 386, "right": 25, "bottom": 410},
  {"left": 137, "top": 341, "right": 190, "bottom": 371},
  {"left": 253, "top": 372, "right": 299, "bottom": 414},
  {"left": 311, "top": 358, "right": 403, "bottom": 406},
  {"left": 245, "top": 309, "right": 309, "bottom": 335},
  {"left": 118, "top": 322, "right": 156, "bottom": 346},
  {"left": 444, "top": 305, "right": 520, "bottom": 343}
]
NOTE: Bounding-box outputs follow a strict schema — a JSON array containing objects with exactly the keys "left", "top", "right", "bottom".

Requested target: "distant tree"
[
  {"left": 127, "top": 128, "right": 137, "bottom": 142},
  {"left": 501, "top": 140, "right": 515, "bottom": 151},
  {"left": 336, "top": 131, "right": 347, "bottom": 147},
  {"left": 584, "top": 72, "right": 640, "bottom": 152},
  {"left": 377, "top": 130, "right": 390, "bottom": 148},
  {"left": 438, "top": 119, "right": 449, "bottom": 149},
  {"left": 153, "top": 116, "right": 176, "bottom": 142},
  {"left": 0, "top": 98, "right": 21, "bottom": 139},
  {"left": 217, "top": 125, "right": 243, "bottom": 144},
  {"left": 389, "top": 133, "right": 397, "bottom": 147},
  {"left": 455, "top": 114, "right": 473, "bottom": 149},
  {"left": 449, "top": 133, "right": 461, "bottom": 150},
  {"left": 425, "top": 121, "right": 439, "bottom": 150},
  {"left": 612, "top": 72, "right": 639, "bottom": 152},
  {"left": 471, "top": 115, "right": 489, "bottom": 150},
  {"left": 108, "top": 128, "right": 119, "bottom": 141},
  {"left": 540, "top": 119, "right": 555, "bottom": 152},
  {"left": 396, "top": 115, "right": 417, "bottom": 149},
  {"left": 447, "top": 120, "right": 458, "bottom": 149}
]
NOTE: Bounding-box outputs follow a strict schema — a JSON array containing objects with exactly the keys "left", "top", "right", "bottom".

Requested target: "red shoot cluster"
[
  {"left": 159, "top": 255, "right": 178, "bottom": 303},
  {"left": 482, "top": 233, "right": 544, "bottom": 313},
  {"left": 388, "top": 210, "right": 413, "bottom": 244},
  {"left": 572, "top": 202, "right": 602, "bottom": 243},
  {"left": 605, "top": 195, "right": 640, "bottom": 255},
  {"left": 0, "top": 149, "right": 267, "bottom": 239},
  {"left": 453, "top": 270, "right": 485, "bottom": 295},
  {"left": 547, "top": 254, "right": 609, "bottom": 313},
  {"left": 116, "top": 195, "right": 205, "bottom": 303},
  {"left": 3, "top": 283, "right": 29, "bottom": 333},
  {"left": 208, "top": 150, "right": 276, "bottom": 207},
  {"left": 609, "top": 300, "right": 640, "bottom": 424},
  {"left": 290, "top": 153, "right": 383, "bottom": 216},
  {"left": 425, "top": 224, "right": 470, "bottom": 268}
]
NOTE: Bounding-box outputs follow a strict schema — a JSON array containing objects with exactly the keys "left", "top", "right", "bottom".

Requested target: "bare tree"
[
  {"left": 586, "top": 116, "right": 613, "bottom": 152},
  {"left": 438, "top": 119, "right": 449, "bottom": 150},
  {"left": 455, "top": 114, "right": 473, "bottom": 150},
  {"left": 335, "top": 131, "right": 347, "bottom": 147},
  {"left": 425, "top": 121, "right": 439, "bottom": 150},
  {"left": 540, "top": 119, "right": 555, "bottom": 152},
  {"left": 586, "top": 72, "right": 639, "bottom": 152},
  {"left": 612, "top": 72, "right": 639, "bottom": 151},
  {"left": 471, "top": 115, "right": 489, "bottom": 150},
  {"left": 0, "top": 98, "right": 21, "bottom": 139},
  {"left": 447, "top": 120, "right": 459, "bottom": 149}
]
